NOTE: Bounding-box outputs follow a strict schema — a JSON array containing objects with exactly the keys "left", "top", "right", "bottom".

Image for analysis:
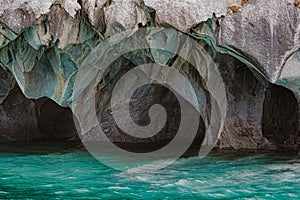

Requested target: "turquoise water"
[{"left": 0, "top": 142, "right": 299, "bottom": 199}]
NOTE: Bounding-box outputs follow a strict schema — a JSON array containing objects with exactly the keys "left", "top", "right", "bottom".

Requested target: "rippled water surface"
[{"left": 0, "top": 142, "right": 299, "bottom": 199}]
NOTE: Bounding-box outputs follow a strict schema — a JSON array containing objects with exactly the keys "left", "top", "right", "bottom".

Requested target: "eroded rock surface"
[
  {"left": 215, "top": 54, "right": 274, "bottom": 150},
  {"left": 218, "top": 0, "right": 300, "bottom": 96},
  {"left": 0, "top": 85, "right": 40, "bottom": 141},
  {"left": 0, "top": 67, "right": 13, "bottom": 104},
  {"left": 105, "top": 0, "right": 147, "bottom": 33},
  {"left": 0, "top": 0, "right": 299, "bottom": 150},
  {"left": 0, "top": 82, "right": 78, "bottom": 141},
  {"left": 0, "top": 0, "right": 81, "bottom": 34},
  {"left": 277, "top": 50, "right": 300, "bottom": 99},
  {"left": 144, "top": 0, "right": 228, "bottom": 32}
]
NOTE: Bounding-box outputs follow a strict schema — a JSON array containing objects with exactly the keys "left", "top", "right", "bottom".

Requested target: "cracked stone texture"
[{"left": 144, "top": 0, "right": 229, "bottom": 32}]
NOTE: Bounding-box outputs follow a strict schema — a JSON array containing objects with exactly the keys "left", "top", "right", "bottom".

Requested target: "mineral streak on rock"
[
  {"left": 241, "top": 0, "right": 249, "bottom": 6},
  {"left": 0, "top": 0, "right": 299, "bottom": 149},
  {"left": 0, "top": 3, "right": 103, "bottom": 106},
  {"left": 228, "top": 5, "right": 241, "bottom": 13}
]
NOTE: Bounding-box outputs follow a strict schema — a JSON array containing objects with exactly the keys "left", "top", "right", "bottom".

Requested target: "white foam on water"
[{"left": 109, "top": 186, "right": 130, "bottom": 190}]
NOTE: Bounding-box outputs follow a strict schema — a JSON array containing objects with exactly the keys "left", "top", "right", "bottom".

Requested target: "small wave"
[
  {"left": 108, "top": 186, "right": 130, "bottom": 190},
  {"left": 175, "top": 179, "right": 190, "bottom": 187},
  {"left": 120, "top": 159, "right": 173, "bottom": 175},
  {"left": 74, "top": 189, "right": 90, "bottom": 193}
]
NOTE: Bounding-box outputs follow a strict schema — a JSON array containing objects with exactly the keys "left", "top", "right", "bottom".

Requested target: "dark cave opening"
[
  {"left": 35, "top": 99, "right": 79, "bottom": 141},
  {"left": 0, "top": 86, "right": 40, "bottom": 141},
  {"left": 262, "top": 84, "right": 299, "bottom": 149},
  {"left": 98, "top": 83, "right": 206, "bottom": 154},
  {"left": 0, "top": 85, "right": 79, "bottom": 142},
  {"left": 92, "top": 51, "right": 207, "bottom": 153}
]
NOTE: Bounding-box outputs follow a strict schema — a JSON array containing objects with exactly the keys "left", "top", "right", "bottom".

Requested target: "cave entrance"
[
  {"left": 262, "top": 84, "right": 299, "bottom": 149},
  {"left": 36, "top": 99, "right": 79, "bottom": 141},
  {"left": 98, "top": 83, "right": 206, "bottom": 155}
]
